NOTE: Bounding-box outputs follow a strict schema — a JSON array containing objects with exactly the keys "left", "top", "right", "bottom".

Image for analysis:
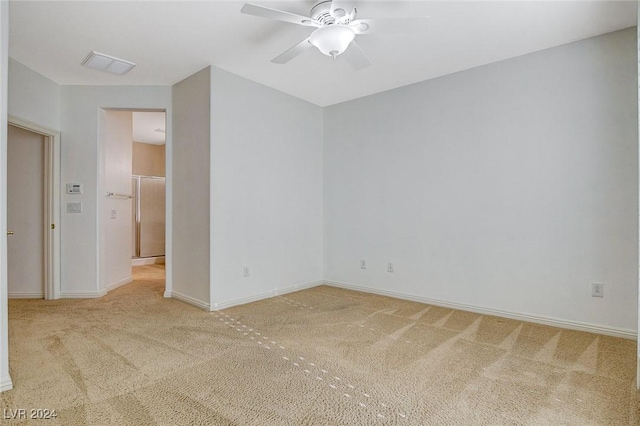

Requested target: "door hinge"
[{"left": 51, "top": 224, "right": 55, "bottom": 230}]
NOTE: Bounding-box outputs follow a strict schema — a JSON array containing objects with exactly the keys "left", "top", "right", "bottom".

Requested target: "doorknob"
[{"left": 7, "top": 231, "right": 14, "bottom": 235}]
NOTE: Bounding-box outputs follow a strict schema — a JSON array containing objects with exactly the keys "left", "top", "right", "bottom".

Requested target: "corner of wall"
[
  {"left": 320, "top": 105, "right": 326, "bottom": 283},
  {"left": 171, "top": 66, "right": 211, "bottom": 308},
  {"left": 636, "top": 5, "right": 640, "bottom": 391},
  {"left": 8, "top": 57, "right": 61, "bottom": 131},
  {"left": 207, "top": 67, "right": 324, "bottom": 306},
  {"left": 0, "top": 0, "right": 12, "bottom": 393},
  {"left": 208, "top": 66, "right": 216, "bottom": 310},
  {"left": 0, "top": 376, "right": 13, "bottom": 392},
  {"left": 637, "top": 355, "right": 640, "bottom": 390},
  {"left": 321, "top": 29, "right": 638, "bottom": 333}
]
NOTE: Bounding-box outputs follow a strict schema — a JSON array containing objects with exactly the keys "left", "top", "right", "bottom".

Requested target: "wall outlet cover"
[{"left": 592, "top": 283, "right": 604, "bottom": 298}]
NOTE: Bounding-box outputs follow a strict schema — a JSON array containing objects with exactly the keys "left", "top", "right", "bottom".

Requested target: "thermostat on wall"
[{"left": 66, "top": 183, "right": 83, "bottom": 194}]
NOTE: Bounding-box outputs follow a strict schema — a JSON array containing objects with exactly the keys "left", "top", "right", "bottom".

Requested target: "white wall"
[
  {"left": 209, "top": 67, "right": 323, "bottom": 308},
  {"left": 636, "top": 12, "right": 640, "bottom": 384},
  {"left": 100, "top": 110, "right": 133, "bottom": 291},
  {"left": 60, "top": 86, "right": 171, "bottom": 296},
  {"left": 324, "top": 28, "right": 638, "bottom": 333},
  {"left": 0, "top": 0, "right": 13, "bottom": 393},
  {"left": 171, "top": 67, "right": 211, "bottom": 307},
  {"left": 8, "top": 59, "right": 60, "bottom": 130}
]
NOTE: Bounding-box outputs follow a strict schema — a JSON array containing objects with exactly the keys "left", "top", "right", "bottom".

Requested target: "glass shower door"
[{"left": 136, "top": 176, "right": 165, "bottom": 258}]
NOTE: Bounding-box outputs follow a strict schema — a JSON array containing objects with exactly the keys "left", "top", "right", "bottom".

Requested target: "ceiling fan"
[{"left": 241, "top": 1, "right": 429, "bottom": 70}]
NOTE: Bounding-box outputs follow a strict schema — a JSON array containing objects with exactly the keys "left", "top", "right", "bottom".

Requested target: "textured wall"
[
  {"left": 60, "top": 86, "right": 171, "bottom": 296},
  {"left": 324, "top": 28, "right": 638, "bottom": 332},
  {"left": 172, "top": 67, "right": 211, "bottom": 306},
  {"left": 210, "top": 67, "right": 324, "bottom": 307}
]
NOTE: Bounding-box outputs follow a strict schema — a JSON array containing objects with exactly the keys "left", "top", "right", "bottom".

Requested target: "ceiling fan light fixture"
[{"left": 309, "top": 25, "right": 355, "bottom": 58}]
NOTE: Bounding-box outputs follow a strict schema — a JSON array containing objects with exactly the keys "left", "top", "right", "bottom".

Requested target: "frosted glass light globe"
[{"left": 309, "top": 25, "right": 356, "bottom": 58}]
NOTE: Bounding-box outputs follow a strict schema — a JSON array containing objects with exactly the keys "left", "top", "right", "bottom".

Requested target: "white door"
[{"left": 7, "top": 125, "right": 45, "bottom": 298}]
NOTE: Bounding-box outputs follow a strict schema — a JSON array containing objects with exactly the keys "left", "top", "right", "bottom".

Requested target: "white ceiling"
[
  {"left": 133, "top": 112, "right": 166, "bottom": 145},
  {"left": 9, "top": 1, "right": 637, "bottom": 107}
]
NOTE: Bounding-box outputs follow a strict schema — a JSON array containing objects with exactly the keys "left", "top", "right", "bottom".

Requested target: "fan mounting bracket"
[{"left": 310, "top": 1, "right": 335, "bottom": 25}]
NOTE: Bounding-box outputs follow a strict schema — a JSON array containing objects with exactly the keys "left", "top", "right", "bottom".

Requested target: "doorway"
[
  {"left": 6, "top": 118, "right": 60, "bottom": 300},
  {"left": 131, "top": 112, "right": 166, "bottom": 266},
  {"left": 99, "top": 110, "right": 166, "bottom": 294}
]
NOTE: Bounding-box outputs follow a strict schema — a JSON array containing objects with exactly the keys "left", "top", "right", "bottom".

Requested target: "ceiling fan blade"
[
  {"left": 241, "top": 3, "right": 320, "bottom": 27},
  {"left": 330, "top": 0, "right": 356, "bottom": 20},
  {"left": 271, "top": 38, "right": 312, "bottom": 64},
  {"left": 351, "top": 17, "right": 429, "bottom": 35},
  {"left": 341, "top": 41, "right": 371, "bottom": 71}
]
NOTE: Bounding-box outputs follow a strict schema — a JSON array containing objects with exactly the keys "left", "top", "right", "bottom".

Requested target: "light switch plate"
[{"left": 67, "top": 202, "right": 82, "bottom": 213}]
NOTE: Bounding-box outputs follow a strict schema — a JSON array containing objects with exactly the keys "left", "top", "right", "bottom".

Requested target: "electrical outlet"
[
  {"left": 592, "top": 283, "right": 604, "bottom": 298},
  {"left": 360, "top": 260, "right": 366, "bottom": 270},
  {"left": 387, "top": 262, "right": 394, "bottom": 273},
  {"left": 110, "top": 209, "right": 117, "bottom": 219},
  {"left": 243, "top": 266, "right": 250, "bottom": 277}
]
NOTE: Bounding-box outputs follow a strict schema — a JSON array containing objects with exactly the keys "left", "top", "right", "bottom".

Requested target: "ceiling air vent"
[{"left": 81, "top": 51, "right": 136, "bottom": 75}]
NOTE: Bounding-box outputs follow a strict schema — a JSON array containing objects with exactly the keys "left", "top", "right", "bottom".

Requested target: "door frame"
[
  {"left": 8, "top": 115, "right": 60, "bottom": 300},
  {"left": 97, "top": 108, "right": 169, "bottom": 296}
]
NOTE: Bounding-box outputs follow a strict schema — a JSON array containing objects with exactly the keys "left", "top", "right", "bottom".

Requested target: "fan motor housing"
[{"left": 310, "top": 1, "right": 335, "bottom": 25}]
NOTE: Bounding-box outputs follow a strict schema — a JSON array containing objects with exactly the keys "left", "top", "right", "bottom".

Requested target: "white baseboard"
[
  {"left": 637, "top": 356, "right": 640, "bottom": 390},
  {"left": 132, "top": 256, "right": 165, "bottom": 266},
  {"left": 0, "top": 376, "right": 13, "bottom": 392},
  {"left": 165, "top": 291, "right": 210, "bottom": 311},
  {"left": 59, "top": 292, "right": 103, "bottom": 299},
  {"left": 325, "top": 280, "right": 637, "bottom": 340},
  {"left": 59, "top": 277, "right": 132, "bottom": 299},
  {"left": 8, "top": 292, "right": 44, "bottom": 299},
  {"left": 210, "top": 280, "right": 324, "bottom": 311},
  {"left": 102, "top": 276, "right": 133, "bottom": 295}
]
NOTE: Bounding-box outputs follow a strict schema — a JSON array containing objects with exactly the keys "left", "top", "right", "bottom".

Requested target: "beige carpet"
[{"left": 1, "top": 265, "right": 639, "bottom": 425}]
